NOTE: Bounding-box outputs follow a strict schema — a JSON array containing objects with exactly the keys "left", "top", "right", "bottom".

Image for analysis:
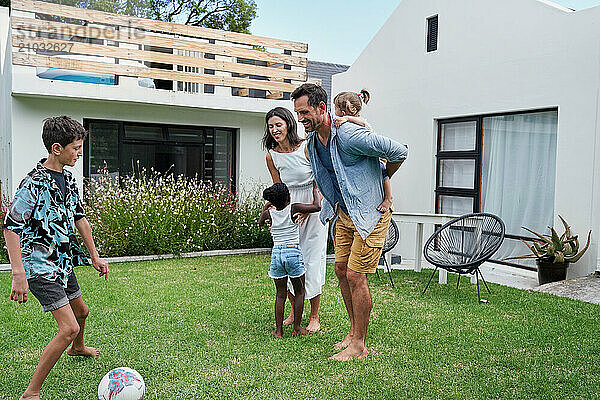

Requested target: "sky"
[{"left": 250, "top": 0, "right": 600, "bottom": 65}]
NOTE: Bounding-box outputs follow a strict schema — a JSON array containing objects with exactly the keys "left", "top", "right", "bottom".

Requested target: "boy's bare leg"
[
  {"left": 273, "top": 278, "right": 288, "bottom": 338},
  {"left": 331, "top": 269, "right": 371, "bottom": 361},
  {"left": 283, "top": 291, "right": 295, "bottom": 326},
  {"left": 20, "top": 305, "right": 80, "bottom": 400},
  {"left": 306, "top": 294, "right": 321, "bottom": 332},
  {"left": 290, "top": 275, "right": 307, "bottom": 335},
  {"left": 66, "top": 296, "right": 99, "bottom": 357},
  {"left": 333, "top": 261, "right": 354, "bottom": 349}
]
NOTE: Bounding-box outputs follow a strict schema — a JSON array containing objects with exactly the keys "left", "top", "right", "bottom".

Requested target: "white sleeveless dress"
[{"left": 269, "top": 141, "right": 327, "bottom": 299}]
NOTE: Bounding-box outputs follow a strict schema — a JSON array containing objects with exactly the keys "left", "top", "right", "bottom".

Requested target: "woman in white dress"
[{"left": 263, "top": 107, "right": 328, "bottom": 332}]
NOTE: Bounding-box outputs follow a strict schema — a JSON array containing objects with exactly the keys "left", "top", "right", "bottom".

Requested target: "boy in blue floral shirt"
[{"left": 3, "top": 116, "right": 109, "bottom": 400}]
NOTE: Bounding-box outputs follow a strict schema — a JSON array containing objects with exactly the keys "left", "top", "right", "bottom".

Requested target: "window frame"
[{"left": 435, "top": 116, "right": 483, "bottom": 214}]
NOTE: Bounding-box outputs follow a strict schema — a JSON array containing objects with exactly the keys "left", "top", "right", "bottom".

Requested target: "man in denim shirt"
[{"left": 292, "top": 84, "right": 408, "bottom": 361}]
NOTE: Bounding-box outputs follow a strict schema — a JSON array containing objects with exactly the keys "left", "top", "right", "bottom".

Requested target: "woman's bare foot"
[
  {"left": 282, "top": 313, "right": 294, "bottom": 326},
  {"left": 334, "top": 333, "right": 353, "bottom": 350},
  {"left": 291, "top": 327, "right": 307, "bottom": 336},
  {"left": 330, "top": 344, "right": 368, "bottom": 361},
  {"left": 306, "top": 318, "right": 321, "bottom": 332},
  {"left": 66, "top": 346, "right": 99, "bottom": 358},
  {"left": 272, "top": 329, "right": 283, "bottom": 339}
]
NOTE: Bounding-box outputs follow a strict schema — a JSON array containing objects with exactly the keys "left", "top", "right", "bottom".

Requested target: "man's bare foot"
[
  {"left": 272, "top": 329, "right": 283, "bottom": 339},
  {"left": 334, "top": 334, "right": 353, "bottom": 350},
  {"left": 283, "top": 313, "right": 294, "bottom": 326},
  {"left": 19, "top": 392, "right": 41, "bottom": 400},
  {"left": 306, "top": 318, "right": 321, "bottom": 332},
  {"left": 291, "top": 327, "right": 307, "bottom": 336},
  {"left": 67, "top": 346, "right": 99, "bottom": 358},
  {"left": 330, "top": 344, "right": 368, "bottom": 361}
]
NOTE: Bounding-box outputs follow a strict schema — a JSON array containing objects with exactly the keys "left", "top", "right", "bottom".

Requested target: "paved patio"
[{"left": 534, "top": 271, "right": 600, "bottom": 305}]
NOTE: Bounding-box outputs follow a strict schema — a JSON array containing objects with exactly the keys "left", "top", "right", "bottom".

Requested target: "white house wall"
[
  {"left": 333, "top": 0, "right": 600, "bottom": 277},
  {"left": 0, "top": 7, "right": 11, "bottom": 199},
  {"left": 9, "top": 96, "right": 273, "bottom": 199}
]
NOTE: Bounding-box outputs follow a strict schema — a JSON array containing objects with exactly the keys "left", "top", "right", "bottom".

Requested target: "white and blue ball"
[{"left": 98, "top": 367, "right": 145, "bottom": 400}]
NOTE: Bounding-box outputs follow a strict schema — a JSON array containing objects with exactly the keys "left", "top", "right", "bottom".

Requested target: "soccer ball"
[{"left": 98, "top": 367, "right": 145, "bottom": 400}]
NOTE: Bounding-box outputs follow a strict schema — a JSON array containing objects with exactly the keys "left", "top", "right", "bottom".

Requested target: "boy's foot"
[
  {"left": 306, "top": 318, "right": 321, "bottom": 332},
  {"left": 282, "top": 313, "right": 294, "bottom": 326},
  {"left": 67, "top": 346, "right": 99, "bottom": 358},
  {"left": 19, "top": 393, "right": 41, "bottom": 400},
  {"left": 291, "top": 327, "right": 307, "bottom": 336},
  {"left": 272, "top": 329, "right": 283, "bottom": 339},
  {"left": 330, "top": 345, "right": 368, "bottom": 361},
  {"left": 334, "top": 334, "right": 353, "bottom": 350}
]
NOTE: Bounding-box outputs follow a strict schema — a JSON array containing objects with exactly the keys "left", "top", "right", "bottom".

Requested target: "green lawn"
[{"left": 1, "top": 255, "right": 599, "bottom": 399}]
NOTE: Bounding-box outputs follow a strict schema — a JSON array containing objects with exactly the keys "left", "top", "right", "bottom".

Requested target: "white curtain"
[{"left": 481, "top": 111, "right": 557, "bottom": 261}]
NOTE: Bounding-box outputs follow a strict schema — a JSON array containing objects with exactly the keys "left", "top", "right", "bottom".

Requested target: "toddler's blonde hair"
[{"left": 333, "top": 89, "right": 371, "bottom": 117}]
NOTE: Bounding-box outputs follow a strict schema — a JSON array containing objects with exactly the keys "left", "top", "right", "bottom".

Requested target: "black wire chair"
[
  {"left": 422, "top": 213, "right": 505, "bottom": 303},
  {"left": 329, "top": 216, "right": 399, "bottom": 287}
]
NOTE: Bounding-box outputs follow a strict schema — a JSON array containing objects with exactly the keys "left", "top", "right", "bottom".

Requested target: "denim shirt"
[
  {"left": 306, "top": 115, "right": 408, "bottom": 239},
  {"left": 3, "top": 159, "right": 90, "bottom": 287}
]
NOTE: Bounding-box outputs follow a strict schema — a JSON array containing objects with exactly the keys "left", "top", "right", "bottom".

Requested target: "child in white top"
[
  {"left": 333, "top": 89, "right": 394, "bottom": 213},
  {"left": 259, "top": 182, "right": 321, "bottom": 338}
]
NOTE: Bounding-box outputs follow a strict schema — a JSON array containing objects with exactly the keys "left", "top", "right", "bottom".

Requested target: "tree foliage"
[
  {"left": 5, "top": 0, "right": 257, "bottom": 33},
  {"left": 148, "top": 0, "right": 257, "bottom": 33}
]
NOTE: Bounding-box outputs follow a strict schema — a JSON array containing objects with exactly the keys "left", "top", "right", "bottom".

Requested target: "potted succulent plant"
[{"left": 506, "top": 215, "right": 591, "bottom": 285}]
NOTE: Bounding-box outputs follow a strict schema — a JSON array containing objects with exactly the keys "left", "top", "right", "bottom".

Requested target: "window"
[
  {"left": 436, "top": 109, "right": 558, "bottom": 262},
  {"left": 435, "top": 118, "right": 481, "bottom": 215},
  {"left": 427, "top": 15, "right": 438, "bottom": 52},
  {"left": 84, "top": 120, "right": 236, "bottom": 191}
]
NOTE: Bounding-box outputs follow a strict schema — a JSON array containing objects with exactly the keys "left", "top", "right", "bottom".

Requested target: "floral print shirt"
[{"left": 3, "top": 159, "right": 90, "bottom": 287}]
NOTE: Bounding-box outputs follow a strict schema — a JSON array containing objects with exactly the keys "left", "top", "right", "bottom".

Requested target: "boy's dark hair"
[
  {"left": 263, "top": 183, "right": 290, "bottom": 210},
  {"left": 291, "top": 83, "right": 328, "bottom": 110},
  {"left": 42, "top": 116, "right": 88, "bottom": 153},
  {"left": 262, "top": 107, "right": 302, "bottom": 150}
]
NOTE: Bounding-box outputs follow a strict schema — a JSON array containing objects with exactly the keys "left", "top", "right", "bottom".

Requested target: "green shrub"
[{"left": 85, "top": 168, "right": 272, "bottom": 257}]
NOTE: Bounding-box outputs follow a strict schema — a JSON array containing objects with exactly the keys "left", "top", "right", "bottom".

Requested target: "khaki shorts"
[{"left": 334, "top": 208, "right": 392, "bottom": 274}]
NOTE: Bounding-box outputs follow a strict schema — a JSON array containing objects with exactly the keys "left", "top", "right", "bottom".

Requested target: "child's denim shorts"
[
  {"left": 27, "top": 271, "right": 82, "bottom": 312},
  {"left": 269, "top": 244, "right": 305, "bottom": 279}
]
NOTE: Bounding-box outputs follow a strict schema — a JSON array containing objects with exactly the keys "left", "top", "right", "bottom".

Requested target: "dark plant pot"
[{"left": 536, "top": 259, "right": 569, "bottom": 285}]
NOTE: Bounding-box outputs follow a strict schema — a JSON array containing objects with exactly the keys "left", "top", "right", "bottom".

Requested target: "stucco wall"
[
  {"left": 333, "top": 0, "right": 600, "bottom": 277},
  {"left": 9, "top": 96, "right": 274, "bottom": 199}
]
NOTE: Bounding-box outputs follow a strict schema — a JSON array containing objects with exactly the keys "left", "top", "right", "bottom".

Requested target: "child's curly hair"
[
  {"left": 263, "top": 183, "right": 290, "bottom": 210},
  {"left": 333, "top": 89, "right": 371, "bottom": 117}
]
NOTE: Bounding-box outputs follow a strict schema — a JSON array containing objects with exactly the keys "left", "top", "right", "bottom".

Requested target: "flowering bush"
[
  {"left": 0, "top": 194, "right": 8, "bottom": 263},
  {"left": 85, "top": 168, "right": 272, "bottom": 257}
]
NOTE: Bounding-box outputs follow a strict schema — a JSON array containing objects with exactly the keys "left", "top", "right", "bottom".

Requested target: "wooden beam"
[
  {"left": 12, "top": 17, "right": 308, "bottom": 68},
  {"left": 12, "top": 35, "right": 307, "bottom": 81},
  {"left": 12, "top": 52, "right": 300, "bottom": 92},
  {"left": 11, "top": 0, "right": 308, "bottom": 52},
  {"left": 266, "top": 92, "right": 283, "bottom": 99}
]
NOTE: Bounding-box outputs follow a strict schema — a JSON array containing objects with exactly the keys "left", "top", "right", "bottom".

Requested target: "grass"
[{"left": 1, "top": 254, "right": 599, "bottom": 399}]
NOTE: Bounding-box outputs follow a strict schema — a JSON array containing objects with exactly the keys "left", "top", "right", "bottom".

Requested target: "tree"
[
  {"left": 3, "top": 0, "right": 257, "bottom": 33},
  {"left": 148, "top": 0, "right": 257, "bottom": 33}
]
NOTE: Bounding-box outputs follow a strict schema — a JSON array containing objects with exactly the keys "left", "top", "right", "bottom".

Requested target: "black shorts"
[{"left": 27, "top": 272, "right": 82, "bottom": 312}]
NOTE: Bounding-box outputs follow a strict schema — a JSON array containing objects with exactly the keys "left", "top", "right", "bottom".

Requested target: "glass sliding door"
[{"left": 481, "top": 111, "right": 557, "bottom": 259}]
